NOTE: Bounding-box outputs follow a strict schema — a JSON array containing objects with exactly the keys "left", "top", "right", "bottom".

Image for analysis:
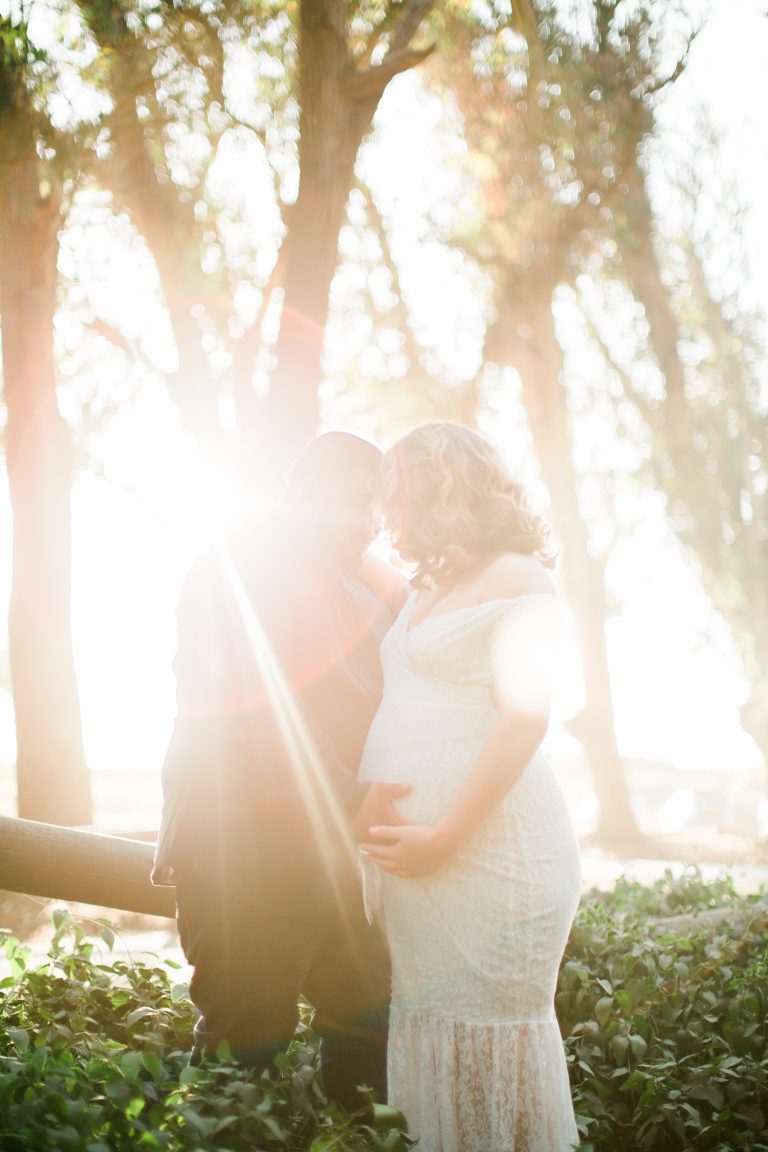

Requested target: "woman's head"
[{"left": 380, "top": 422, "right": 556, "bottom": 585}]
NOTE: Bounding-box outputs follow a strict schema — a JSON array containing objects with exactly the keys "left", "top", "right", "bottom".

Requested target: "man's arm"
[
  {"left": 152, "top": 544, "right": 382, "bottom": 885},
  {"left": 359, "top": 550, "right": 411, "bottom": 615},
  {"left": 152, "top": 553, "right": 223, "bottom": 886}
]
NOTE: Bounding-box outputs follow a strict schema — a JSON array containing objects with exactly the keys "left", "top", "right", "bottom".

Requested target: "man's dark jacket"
[{"left": 154, "top": 521, "right": 391, "bottom": 922}]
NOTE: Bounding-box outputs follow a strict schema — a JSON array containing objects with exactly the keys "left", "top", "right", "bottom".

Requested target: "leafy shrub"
[
  {"left": 0, "top": 911, "right": 411, "bottom": 1151},
  {"left": 561, "top": 869, "right": 768, "bottom": 1151},
  {"left": 0, "top": 870, "right": 766, "bottom": 1151}
]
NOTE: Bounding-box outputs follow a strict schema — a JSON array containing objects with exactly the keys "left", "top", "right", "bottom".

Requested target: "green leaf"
[
  {"left": 372, "top": 1103, "right": 409, "bottom": 1131},
  {"left": 595, "top": 996, "right": 613, "bottom": 1026},
  {"left": 687, "top": 1083, "right": 725, "bottom": 1110},
  {"left": 621, "top": 1070, "right": 649, "bottom": 1092},
  {"left": 121, "top": 1051, "right": 143, "bottom": 1080},
  {"left": 51, "top": 907, "right": 69, "bottom": 932},
  {"left": 6, "top": 1028, "right": 29, "bottom": 1051},
  {"left": 615, "top": 989, "right": 633, "bottom": 1011},
  {"left": 98, "top": 926, "right": 115, "bottom": 951},
  {"left": 125, "top": 1095, "right": 145, "bottom": 1119},
  {"left": 125, "top": 1006, "right": 156, "bottom": 1028},
  {"left": 141, "top": 1051, "right": 165, "bottom": 1082}
]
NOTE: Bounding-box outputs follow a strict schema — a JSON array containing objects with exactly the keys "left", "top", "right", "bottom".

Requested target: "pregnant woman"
[{"left": 359, "top": 422, "right": 581, "bottom": 1152}]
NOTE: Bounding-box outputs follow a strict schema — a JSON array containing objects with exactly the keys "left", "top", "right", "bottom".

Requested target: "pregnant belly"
[{"left": 359, "top": 706, "right": 493, "bottom": 824}]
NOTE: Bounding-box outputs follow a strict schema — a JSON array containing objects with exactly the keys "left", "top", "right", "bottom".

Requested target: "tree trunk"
[
  {"left": 100, "top": 86, "right": 219, "bottom": 450},
  {"left": 0, "top": 144, "right": 92, "bottom": 825},
  {"left": 259, "top": 3, "right": 374, "bottom": 472},
  {"left": 492, "top": 272, "right": 640, "bottom": 841},
  {"left": 742, "top": 680, "right": 768, "bottom": 775},
  {"left": 261, "top": 0, "right": 433, "bottom": 475},
  {"left": 94, "top": 0, "right": 433, "bottom": 481},
  {"left": 622, "top": 172, "right": 768, "bottom": 784},
  {"left": 622, "top": 204, "right": 724, "bottom": 572}
]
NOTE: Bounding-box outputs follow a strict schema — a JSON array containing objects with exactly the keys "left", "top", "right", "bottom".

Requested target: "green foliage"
[
  {"left": 1, "top": 872, "right": 766, "bottom": 1150},
  {"left": 561, "top": 870, "right": 768, "bottom": 1151},
  {"left": 0, "top": 18, "right": 44, "bottom": 116},
  {"left": 0, "top": 911, "right": 413, "bottom": 1151}
]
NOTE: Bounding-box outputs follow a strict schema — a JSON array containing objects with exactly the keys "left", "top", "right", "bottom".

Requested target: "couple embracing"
[{"left": 152, "top": 422, "right": 582, "bottom": 1152}]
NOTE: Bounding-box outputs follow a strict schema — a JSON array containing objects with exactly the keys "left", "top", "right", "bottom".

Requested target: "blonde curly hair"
[{"left": 380, "top": 422, "right": 557, "bottom": 586}]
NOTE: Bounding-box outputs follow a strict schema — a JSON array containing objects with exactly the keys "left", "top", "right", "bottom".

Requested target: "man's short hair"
[{"left": 286, "top": 431, "right": 382, "bottom": 493}]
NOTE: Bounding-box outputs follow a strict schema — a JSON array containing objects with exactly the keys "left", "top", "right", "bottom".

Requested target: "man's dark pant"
[{"left": 174, "top": 870, "right": 390, "bottom": 1112}]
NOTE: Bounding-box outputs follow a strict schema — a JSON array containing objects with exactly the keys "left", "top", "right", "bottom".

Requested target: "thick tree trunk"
[
  {"left": 262, "top": 2, "right": 377, "bottom": 471},
  {"left": 261, "top": 0, "right": 434, "bottom": 475},
  {"left": 0, "top": 149, "right": 92, "bottom": 825},
  {"left": 492, "top": 273, "right": 639, "bottom": 841},
  {"left": 100, "top": 89, "right": 218, "bottom": 450}
]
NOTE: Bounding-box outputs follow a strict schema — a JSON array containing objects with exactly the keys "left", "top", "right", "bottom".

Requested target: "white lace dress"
[{"left": 359, "top": 594, "right": 581, "bottom": 1152}]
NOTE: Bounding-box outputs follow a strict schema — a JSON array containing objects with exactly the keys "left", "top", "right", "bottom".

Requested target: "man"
[{"left": 152, "top": 431, "right": 407, "bottom": 1110}]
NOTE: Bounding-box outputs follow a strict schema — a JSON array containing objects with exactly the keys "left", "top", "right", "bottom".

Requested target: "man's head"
[{"left": 284, "top": 431, "right": 382, "bottom": 570}]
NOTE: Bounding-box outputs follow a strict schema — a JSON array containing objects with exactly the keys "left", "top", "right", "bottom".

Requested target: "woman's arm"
[{"left": 360, "top": 705, "right": 548, "bottom": 878}]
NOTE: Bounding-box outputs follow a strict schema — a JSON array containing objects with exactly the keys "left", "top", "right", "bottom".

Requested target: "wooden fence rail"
[
  {"left": 0, "top": 815, "right": 175, "bottom": 919},
  {"left": 1, "top": 815, "right": 765, "bottom": 935}
]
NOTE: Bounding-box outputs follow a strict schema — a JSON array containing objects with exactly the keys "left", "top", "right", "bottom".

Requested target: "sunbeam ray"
[{"left": 218, "top": 546, "right": 362, "bottom": 939}]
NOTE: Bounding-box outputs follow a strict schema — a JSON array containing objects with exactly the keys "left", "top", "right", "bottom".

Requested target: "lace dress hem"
[{"left": 388, "top": 1007, "right": 580, "bottom": 1152}]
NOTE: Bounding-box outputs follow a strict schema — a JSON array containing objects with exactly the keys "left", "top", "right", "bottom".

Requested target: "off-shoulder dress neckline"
[{"left": 403, "top": 590, "right": 556, "bottom": 638}]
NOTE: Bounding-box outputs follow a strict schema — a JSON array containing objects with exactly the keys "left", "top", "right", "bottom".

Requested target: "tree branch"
[
  {"left": 347, "top": 44, "right": 435, "bottom": 101},
  {"left": 581, "top": 311, "right": 660, "bottom": 432},
  {"left": 387, "top": 0, "right": 433, "bottom": 56},
  {"left": 357, "top": 179, "right": 432, "bottom": 380},
  {"left": 357, "top": 5, "right": 400, "bottom": 69},
  {"left": 230, "top": 247, "right": 286, "bottom": 388},
  {"left": 86, "top": 317, "right": 161, "bottom": 377},
  {"left": 640, "top": 24, "right": 701, "bottom": 97},
  {"left": 508, "top": 0, "right": 540, "bottom": 43},
  {"left": 347, "top": 0, "right": 436, "bottom": 101}
]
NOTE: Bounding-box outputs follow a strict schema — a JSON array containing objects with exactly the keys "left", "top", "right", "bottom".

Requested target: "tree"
[
  {"left": 0, "top": 0, "right": 438, "bottom": 822},
  {"left": 584, "top": 113, "right": 768, "bottom": 770},
  {"left": 420, "top": 0, "right": 662, "bottom": 838},
  {"left": 82, "top": 0, "right": 238, "bottom": 452},
  {"left": 0, "top": 17, "right": 93, "bottom": 823},
  {"left": 80, "top": 0, "right": 437, "bottom": 483},
  {"left": 263, "top": 0, "right": 435, "bottom": 466}
]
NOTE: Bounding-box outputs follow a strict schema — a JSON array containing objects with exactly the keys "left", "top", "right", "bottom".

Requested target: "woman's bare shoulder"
[
  {"left": 475, "top": 552, "right": 556, "bottom": 601},
  {"left": 359, "top": 550, "right": 412, "bottom": 614}
]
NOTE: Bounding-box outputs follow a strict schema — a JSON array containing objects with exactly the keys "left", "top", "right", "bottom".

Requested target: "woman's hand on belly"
[
  {"left": 360, "top": 821, "right": 457, "bottom": 878},
  {"left": 351, "top": 782, "right": 411, "bottom": 841}
]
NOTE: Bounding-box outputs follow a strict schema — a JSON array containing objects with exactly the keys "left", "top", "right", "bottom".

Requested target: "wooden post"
[{"left": 0, "top": 815, "right": 175, "bottom": 919}]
